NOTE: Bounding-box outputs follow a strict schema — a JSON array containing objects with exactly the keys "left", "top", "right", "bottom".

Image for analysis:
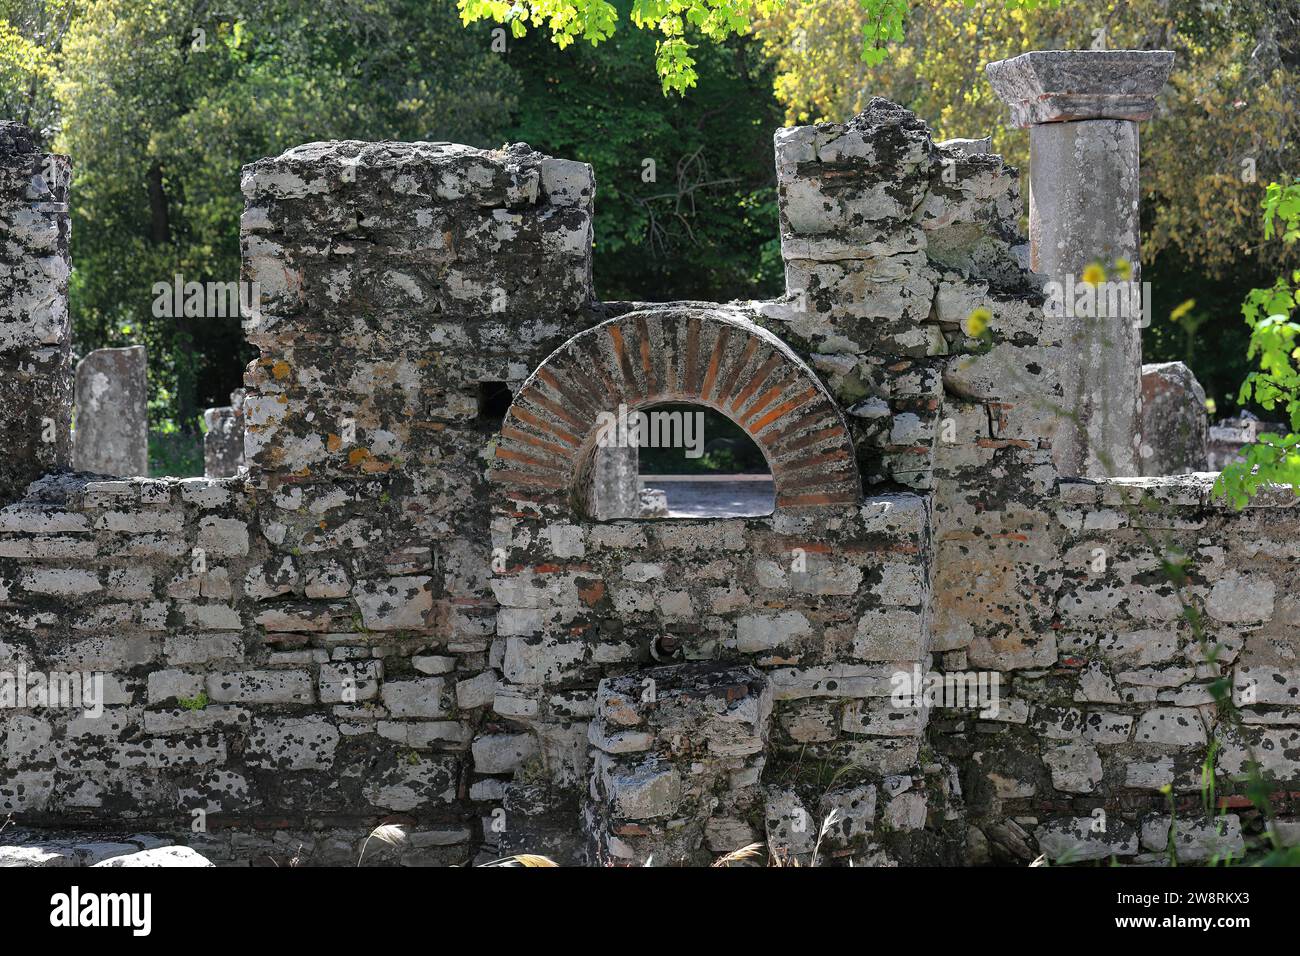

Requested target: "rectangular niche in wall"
[{"left": 477, "top": 381, "right": 513, "bottom": 428}]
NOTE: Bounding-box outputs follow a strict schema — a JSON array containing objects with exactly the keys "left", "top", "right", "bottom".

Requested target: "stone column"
[
  {"left": 0, "top": 121, "right": 72, "bottom": 503},
  {"left": 587, "top": 444, "right": 639, "bottom": 520},
  {"left": 73, "top": 345, "right": 149, "bottom": 476},
  {"left": 987, "top": 50, "right": 1173, "bottom": 479}
]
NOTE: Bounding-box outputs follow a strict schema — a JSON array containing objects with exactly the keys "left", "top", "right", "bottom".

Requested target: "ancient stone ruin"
[
  {"left": 203, "top": 389, "right": 247, "bottom": 480},
  {"left": 72, "top": 345, "right": 148, "bottom": 477},
  {"left": 2, "top": 52, "right": 1297, "bottom": 866},
  {"left": 1140, "top": 361, "right": 1208, "bottom": 476}
]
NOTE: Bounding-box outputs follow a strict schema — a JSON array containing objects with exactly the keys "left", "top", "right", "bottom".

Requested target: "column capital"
[{"left": 986, "top": 50, "right": 1174, "bottom": 127}]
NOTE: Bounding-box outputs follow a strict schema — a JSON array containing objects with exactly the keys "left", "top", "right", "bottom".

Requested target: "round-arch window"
[{"left": 585, "top": 402, "right": 774, "bottom": 520}]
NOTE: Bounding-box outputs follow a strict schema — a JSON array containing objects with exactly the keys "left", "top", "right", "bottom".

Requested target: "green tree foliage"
[
  {"left": 0, "top": 0, "right": 73, "bottom": 140},
  {"left": 1215, "top": 180, "right": 1300, "bottom": 507},
  {"left": 458, "top": 0, "right": 785, "bottom": 93},
  {"left": 758, "top": 0, "right": 1299, "bottom": 413},
  {"left": 52, "top": 0, "right": 519, "bottom": 438},
  {"left": 504, "top": 6, "right": 783, "bottom": 300},
  {"left": 457, "top": 0, "right": 1062, "bottom": 92}
]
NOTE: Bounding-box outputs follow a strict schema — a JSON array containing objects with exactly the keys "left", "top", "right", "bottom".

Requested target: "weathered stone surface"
[
  {"left": 736, "top": 610, "right": 812, "bottom": 652},
  {"left": 600, "top": 757, "right": 681, "bottom": 820},
  {"left": 1140, "top": 362, "right": 1208, "bottom": 475},
  {"left": 586, "top": 663, "right": 772, "bottom": 861},
  {"left": 246, "top": 715, "right": 340, "bottom": 770},
  {"left": 1134, "top": 707, "right": 1206, "bottom": 746},
  {"left": 198, "top": 516, "right": 250, "bottom": 556},
  {"left": 471, "top": 732, "right": 537, "bottom": 774},
  {"left": 92, "top": 846, "right": 214, "bottom": 867},
  {"left": 206, "top": 670, "right": 314, "bottom": 705},
  {"left": 73, "top": 346, "right": 148, "bottom": 476},
  {"left": 0, "top": 830, "right": 210, "bottom": 867},
  {"left": 380, "top": 677, "right": 447, "bottom": 719},
  {"left": 353, "top": 577, "right": 432, "bottom": 630},
  {"left": 1235, "top": 666, "right": 1300, "bottom": 707},
  {"left": 819, "top": 784, "right": 878, "bottom": 847},
  {"left": 989, "top": 51, "right": 1172, "bottom": 480},
  {"left": 204, "top": 389, "right": 246, "bottom": 478},
  {"left": 1219, "top": 726, "right": 1300, "bottom": 780},
  {"left": 704, "top": 816, "right": 758, "bottom": 853},
  {"left": 1207, "top": 572, "right": 1275, "bottom": 623},
  {"left": 456, "top": 670, "right": 498, "bottom": 709},
  {"left": 1043, "top": 742, "right": 1103, "bottom": 793},
  {"left": 1030, "top": 119, "right": 1143, "bottom": 479},
  {"left": 362, "top": 756, "right": 458, "bottom": 811},
  {"left": 1037, "top": 816, "right": 1138, "bottom": 862},
  {"left": 853, "top": 607, "right": 926, "bottom": 660},
  {"left": 588, "top": 445, "right": 639, "bottom": 520},
  {"left": 318, "top": 660, "right": 382, "bottom": 703},
  {"left": 1139, "top": 815, "right": 1245, "bottom": 863},
  {"left": 883, "top": 790, "right": 928, "bottom": 830},
  {"left": 0, "top": 123, "right": 72, "bottom": 504},
  {"left": 764, "top": 787, "right": 815, "bottom": 864},
  {"left": 936, "top": 136, "right": 991, "bottom": 155},
  {"left": 986, "top": 50, "right": 1176, "bottom": 126}
]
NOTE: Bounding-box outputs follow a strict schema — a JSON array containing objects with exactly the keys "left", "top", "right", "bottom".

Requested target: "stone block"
[
  {"left": 246, "top": 715, "right": 340, "bottom": 771},
  {"left": 73, "top": 346, "right": 148, "bottom": 476},
  {"left": 471, "top": 732, "right": 538, "bottom": 775}
]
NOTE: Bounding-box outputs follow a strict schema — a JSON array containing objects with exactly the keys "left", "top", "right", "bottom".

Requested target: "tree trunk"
[{"left": 147, "top": 161, "right": 170, "bottom": 244}]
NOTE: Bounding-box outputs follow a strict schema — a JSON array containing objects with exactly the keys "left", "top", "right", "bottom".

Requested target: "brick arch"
[{"left": 490, "top": 307, "right": 861, "bottom": 514}]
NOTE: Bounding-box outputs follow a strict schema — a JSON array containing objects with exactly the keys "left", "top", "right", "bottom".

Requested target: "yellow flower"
[
  {"left": 963, "top": 307, "right": 991, "bottom": 337},
  {"left": 1080, "top": 262, "right": 1106, "bottom": 286},
  {"left": 1113, "top": 258, "right": 1133, "bottom": 281},
  {"left": 1170, "top": 298, "right": 1196, "bottom": 322},
  {"left": 1204, "top": 398, "right": 1217, "bottom": 416}
]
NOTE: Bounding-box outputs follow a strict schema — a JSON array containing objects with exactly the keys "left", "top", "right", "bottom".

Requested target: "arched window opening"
[
  {"left": 586, "top": 402, "right": 774, "bottom": 520},
  {"left": 491, "top": 309, "right": 862, "bottom": 518}
]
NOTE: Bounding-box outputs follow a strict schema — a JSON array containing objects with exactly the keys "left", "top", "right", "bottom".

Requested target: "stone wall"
[
  {"left": 943, "top": 475, "right": 1300, "bottom": 864},
  {"left": 0, "top": 466, "right": 504, "bottom": 865},
  {"left": 767, "top": 99, "right": 1034, "bottom": 495},
  {"left": 2, "top": 81, "right": 1298, "bottom": 866},
  {"left": 0, "top": 122, "right": 72, "bottom": 503},
  {"left": 2, "top": 137, "right": 602, "bottom": 865},
  {"left": 488, "top": 487, "right": 934, "bottom": 863}
]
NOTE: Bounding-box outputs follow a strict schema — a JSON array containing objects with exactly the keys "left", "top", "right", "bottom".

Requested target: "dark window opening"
[{"left": 477, "top": 381, "right": 513, "bottom": 428}]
